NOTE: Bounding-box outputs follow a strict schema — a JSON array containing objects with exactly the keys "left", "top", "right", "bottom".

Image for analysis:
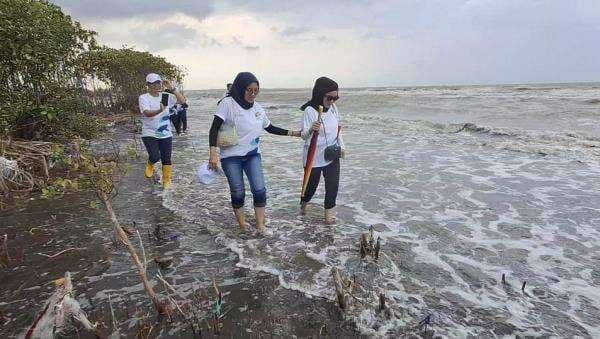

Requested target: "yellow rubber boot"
[
  {"left": 144, "top": 162, "right": 155, "bottom": 178},
  {"left": 162, "top": 164, "right": 173, "bottom": 188}
]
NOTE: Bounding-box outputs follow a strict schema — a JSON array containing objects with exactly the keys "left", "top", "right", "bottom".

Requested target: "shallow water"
[
  {"left": 0, "top": 156, "right": 359, "bottom": 338},
  {"left": 163, "top": 83, "right": 600, "bottom": 337}
]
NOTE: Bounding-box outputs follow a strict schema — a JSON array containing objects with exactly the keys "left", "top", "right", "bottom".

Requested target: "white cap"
[{"left": 145, "top": 73, "right": 162, "bottom": 83}]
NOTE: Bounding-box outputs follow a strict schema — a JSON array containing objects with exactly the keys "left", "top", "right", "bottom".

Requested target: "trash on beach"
[
  {"left": 197, "top": 162, "right": 224, "bottom": 185},
  {"left": 0, "top": 156, "right": 18, "bottom": 180},
  {"left": 25, "top": 272, "right": 100, "bottom": 339}
]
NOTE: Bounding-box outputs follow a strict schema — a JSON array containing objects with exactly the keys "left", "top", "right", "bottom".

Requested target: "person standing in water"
[
  {"left": 170, "top": 102, "right": 189, "bottom": 135},
  {"left": 138, "top": 73, "right": 186, "bottom": 188},
  {"left": 300, "top": 77, "right": 345, "bottom": 224},
  {"left": 208, "top": 72, "right": 302, "bottom": 234}
]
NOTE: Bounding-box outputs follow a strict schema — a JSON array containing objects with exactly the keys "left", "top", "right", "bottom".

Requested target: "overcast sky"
[{"left": 53, "top": 0, "right": 600, "bottom": 90}]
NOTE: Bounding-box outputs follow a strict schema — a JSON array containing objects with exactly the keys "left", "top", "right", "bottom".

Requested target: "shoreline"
[{"left": 0, "top": 126, "right": 365, "bottom": 338}]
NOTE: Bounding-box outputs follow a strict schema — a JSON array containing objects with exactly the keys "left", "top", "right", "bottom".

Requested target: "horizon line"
[{"left": 185, "top": 80, "right": 600, "bottom": 92}]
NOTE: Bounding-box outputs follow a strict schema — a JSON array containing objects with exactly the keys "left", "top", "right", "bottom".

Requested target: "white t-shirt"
[
  {"left": 138, "top": 92, "right": 176, "bottom": 138},
  {"left": 215, "top": 97, "right": 271, "bottom": 159},
  {"left": 300, "top": 104, "right": 344, "bottom": 168}
]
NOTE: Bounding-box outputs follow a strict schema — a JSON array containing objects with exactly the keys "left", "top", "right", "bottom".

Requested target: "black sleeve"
[
  {"left": 264, "top": 124, "right": 288, "bottom": 136},
  {"left": 209, "top": 116, "right": 224, "bottom": 147}
]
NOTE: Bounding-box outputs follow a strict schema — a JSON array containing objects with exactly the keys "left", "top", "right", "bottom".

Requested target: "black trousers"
[
  {"left": 142, "top": 136, "right": 172, "bottom": 165},
  {"left": 170, "top": 113, "right": 182, "bottom": 135},
  {"left": 180, "top": 110, "right": 187, "bottom": 132},
  {"left": 301, "top": 158, "right": 340, "bottom": 209}
]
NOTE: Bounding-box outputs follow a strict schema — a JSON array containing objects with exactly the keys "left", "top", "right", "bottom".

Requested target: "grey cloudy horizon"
[{"left": 52, "top": 0, "right": 600, "bottom": 90}]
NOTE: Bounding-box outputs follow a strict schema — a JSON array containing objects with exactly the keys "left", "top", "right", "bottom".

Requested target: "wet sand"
[{"left": 0, "top": 135, "right": 364, "bottom": 338}]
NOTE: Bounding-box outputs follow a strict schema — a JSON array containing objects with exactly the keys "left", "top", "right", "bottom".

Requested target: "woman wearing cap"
[
  {"left": 138, "top": 73, "right": 186, "bottom": 188},
  {"left": 300, "top": 77, "right": 345, "bottom": 224},
  {"left": 208, "top": 72, "right": 301, "bottom": 234}
]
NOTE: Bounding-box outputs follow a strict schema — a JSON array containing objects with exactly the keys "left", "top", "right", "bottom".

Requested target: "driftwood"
[
  {"left": 99, "top": 190, "right": 167, "bottom": 315},
  {"left": 0, "top": 139, "right": 53, "bottom": 194},
  {"left": 359, "top": 226, "right": 381, "bottom": 261},
  {"left": 36, "top": 247, "right": 86, "bottom": 259},
  {"left": 331, "top": 267, "right": 348, "bottom": 309},
  {"left": 25, "top": 272, "right": 100, "bottom": 339}
]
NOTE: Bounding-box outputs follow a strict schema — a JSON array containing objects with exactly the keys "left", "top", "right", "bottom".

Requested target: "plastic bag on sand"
[
  {"left": 0, "top": 156, "right": 18, "bottom": 180},
  {"left": 197, "top": 162, "right": 224, "bottom": 185}
]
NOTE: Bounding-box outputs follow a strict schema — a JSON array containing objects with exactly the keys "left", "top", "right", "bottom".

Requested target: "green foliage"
[
  {"left": 0, "top": 0, "right": 183, "bottom": 140},
  {"left": 41, "top": 185, "right": 60, "bottom": 199},
  {"left": 0, "top": 0, "right": 101, "bottom": 140},
  {"left": 78, "top": 46, "right": 184, "bottom": 111}
]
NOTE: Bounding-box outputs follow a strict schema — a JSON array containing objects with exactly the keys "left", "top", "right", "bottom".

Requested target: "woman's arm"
[
  {"left": 264, "top": 124, "right": 301, "bottom": 137},
  {"left": 174, "top": 90, "right": 186, "bottom": 105},
  {"left": 164, "top": 80, "right": 187, "bottom": 104},
  {"left": 139, "top": 95, "right": 164, "bottom": 117},
  {"left": 209, "top": 116, "right": 224, "bottom": 147},
  {"left": 208, "top": 116, "right": 224, "bottom": 170},
  {"left": 142, "top": 107, "right": 164, "bottom": 117},
  {"left": 334, "top": 107, "right": 345, "bottom": 158},
  {"left": 300, "top": 108, "right": 320, "bottom": 140}
]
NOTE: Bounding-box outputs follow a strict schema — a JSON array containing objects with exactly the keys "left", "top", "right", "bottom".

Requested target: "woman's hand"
[
  {"left": 163, "top": 80, "right": 175, "bottom": 92},
  {"left": 311, "top": 121, "right": 321, "bottom": 132},
  {"left": 340, "top": 149, "right": 346, "bottom": 159},
  {"left": 209, "top": 147, "right": 220, "bottom": 171},
  {"left": 291, "top": 130, "right": 301, "bottom": 137}
]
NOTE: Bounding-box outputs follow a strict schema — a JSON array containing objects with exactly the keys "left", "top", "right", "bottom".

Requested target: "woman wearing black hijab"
[
  {"left": 208, "top": 72, "right": 301, "bottom": 234},
  {"left": 300, "top": 77, "right": 345, "bottom": 224}
]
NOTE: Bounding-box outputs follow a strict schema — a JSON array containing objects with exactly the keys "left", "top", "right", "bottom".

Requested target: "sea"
[{"left": 162, "top": 83, "right": 600, "bottom": 337}]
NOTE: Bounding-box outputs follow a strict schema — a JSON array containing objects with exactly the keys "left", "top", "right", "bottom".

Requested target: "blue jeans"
[{"left": 221, "top": 151, "right": 266, "bottom": 208}]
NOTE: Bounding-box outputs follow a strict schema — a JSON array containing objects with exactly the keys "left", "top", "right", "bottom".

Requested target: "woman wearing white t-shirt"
[
  {"left": 208, "top": 72, "right": 301, "bottom": 234},
  {"left": 138, "top": 73, "right": 186, "bottom": 188},
  {"left": 300, "top": 77, "right": 345, "bottom": 224}
]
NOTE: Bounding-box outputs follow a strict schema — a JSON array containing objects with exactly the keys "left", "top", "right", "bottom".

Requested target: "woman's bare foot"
[
  {"left": 300, "top": 202, "right": 308, "bottom": 215},
  {"left": 256, "top": 225, "right": 272, "bottom": 236},
  {"left": 324, "top": 208, "right": 336, "bottom": 225}
]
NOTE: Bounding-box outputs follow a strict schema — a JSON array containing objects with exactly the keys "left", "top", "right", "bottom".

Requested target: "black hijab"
[
  {"left": 300, "top": 77, "right": 338, "bottom": 112},
  {"left": 226, "top": 72, "right": 259, "bottom": 110}
]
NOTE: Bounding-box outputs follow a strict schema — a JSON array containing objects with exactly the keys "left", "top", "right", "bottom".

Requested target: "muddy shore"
[{"left": 0, "top": 131, "right": 366, "bottom": 338}]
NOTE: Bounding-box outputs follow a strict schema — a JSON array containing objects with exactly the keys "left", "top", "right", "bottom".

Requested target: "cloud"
[
  {"left": 52, "top": 0, "right": 215, "bottom": 20},
  {"left": 131, "top": 23, "right": 196, "bottom": 52},
  {"left": 49, "top": 0, "right": 600, "bottom": 88},
  {"left": 279, "top": 26, "right": 311, "bottom": 37}
]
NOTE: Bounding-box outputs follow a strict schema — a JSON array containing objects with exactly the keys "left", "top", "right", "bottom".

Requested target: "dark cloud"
[
  {"left": 51, "top": 0, "right": 215, "bottom": 20},
  {"left": 131, "top": 23, "right": 219, "bottom": 52}
]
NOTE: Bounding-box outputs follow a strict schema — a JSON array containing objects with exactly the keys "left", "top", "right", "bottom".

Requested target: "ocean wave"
[{"left": 408, "top": 121, "right": 600, "bottom": 162}]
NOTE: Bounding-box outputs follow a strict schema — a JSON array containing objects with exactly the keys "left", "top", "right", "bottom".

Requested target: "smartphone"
[{"left": 161, "top": 93, "right": 169, "bottom": 107}]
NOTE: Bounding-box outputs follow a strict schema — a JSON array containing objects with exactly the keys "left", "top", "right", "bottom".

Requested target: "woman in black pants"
[{"left": 300, "top": 77, "right": 345, "bottom": 224}]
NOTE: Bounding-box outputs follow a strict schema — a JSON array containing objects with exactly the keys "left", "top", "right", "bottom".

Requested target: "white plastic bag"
[
  {"left": 197, "top": 162, "right": 224, "bottom": 185},
  {"left": 0, "top": 156, "right": 18, "bottom": 180}
]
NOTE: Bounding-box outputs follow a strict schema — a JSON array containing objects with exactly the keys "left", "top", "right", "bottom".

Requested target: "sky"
[{"left": 52, "top": 0, "right": 600, "bottom": 90}]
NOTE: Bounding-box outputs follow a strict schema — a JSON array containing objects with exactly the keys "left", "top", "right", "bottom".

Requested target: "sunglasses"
[
  {"left": 246, "top": 88, "right": 259, "bottom": 95},
  {"left": 325, "top": 95, "right": 339, "bottom": 102}
]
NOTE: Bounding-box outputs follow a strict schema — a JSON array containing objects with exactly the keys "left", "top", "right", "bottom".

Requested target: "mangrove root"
[{"left": 359, "top": 226, "right": 381, "bottom": 261}]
